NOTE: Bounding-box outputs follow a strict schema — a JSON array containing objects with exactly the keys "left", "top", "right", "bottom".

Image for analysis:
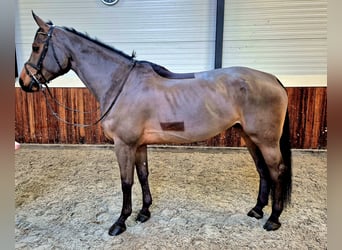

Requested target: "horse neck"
[{"left": 58, "top": 28, "right": 133, "bottom": 105}]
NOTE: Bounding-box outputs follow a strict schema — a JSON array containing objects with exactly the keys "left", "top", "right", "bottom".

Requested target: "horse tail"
[{"left": 279, "top": 89, "right": 292, "bottom": 207}]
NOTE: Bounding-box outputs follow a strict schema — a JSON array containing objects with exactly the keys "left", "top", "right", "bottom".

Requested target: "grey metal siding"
[
  {"left": 222, "top": 0, "right": 327, "bottom": 86},
  {"left": 16, "top": 0, "right": 216, "bottom": 87}
]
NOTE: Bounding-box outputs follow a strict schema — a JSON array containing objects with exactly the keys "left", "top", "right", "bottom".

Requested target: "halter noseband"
[{"left": 23, "top": 25, "right": 64, "bottom": 92}]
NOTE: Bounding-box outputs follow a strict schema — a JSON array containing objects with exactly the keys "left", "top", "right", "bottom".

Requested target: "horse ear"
[{"left": 31, "top": 11, "right": 50, "bottom": 32}]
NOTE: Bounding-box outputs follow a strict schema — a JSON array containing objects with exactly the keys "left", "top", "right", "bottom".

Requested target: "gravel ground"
[{"left": 15, "top": 145, "right": 327, "bottom": 249}]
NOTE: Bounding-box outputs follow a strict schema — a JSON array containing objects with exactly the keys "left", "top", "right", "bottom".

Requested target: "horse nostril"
[
  {"left": 19, "top": 77, "right": 35, "bottom": 92},
  {"left": 19, "top": 78, "right": 29, "bottom": 92},
  {"left": 19, "top": 78, "right": 24, "bottom": 87}
]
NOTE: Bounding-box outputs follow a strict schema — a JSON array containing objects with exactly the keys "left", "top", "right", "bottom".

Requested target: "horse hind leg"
[
  {"left": 258, "top": 111, "right": 292, "bottom": 231},
  {"left": 239, "top": 128, "right": 271, "bottom": 220},
  {"left": 243, "top": 131, "right": 287, "bottom": 231},
  {"left": 135, "top": 145, "right": 152, "bottom": 223},
  {"left": 257, "top": 144, "right": 292, "bottom": 231}
]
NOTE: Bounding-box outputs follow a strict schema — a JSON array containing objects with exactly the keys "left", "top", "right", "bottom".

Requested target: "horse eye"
[{"left": 32, "top": 46, "right": 39, "bottom": 53}]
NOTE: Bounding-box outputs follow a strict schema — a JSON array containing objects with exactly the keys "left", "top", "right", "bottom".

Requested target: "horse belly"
[
  {"left": 137, "top": 75, "right": 244, "bottom": 145},
  {"left": 141, "top": 114, "right": 238, "bottom": 145}
]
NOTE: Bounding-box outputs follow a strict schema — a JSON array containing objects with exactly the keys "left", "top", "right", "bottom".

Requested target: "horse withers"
[{"left": 19, "top": 12, "right": 292, "bottom": 236}]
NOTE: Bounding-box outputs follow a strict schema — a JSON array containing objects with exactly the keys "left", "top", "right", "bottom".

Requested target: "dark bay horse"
[{"left": 19, "top": 12, "right": 292, "bottom": 236}]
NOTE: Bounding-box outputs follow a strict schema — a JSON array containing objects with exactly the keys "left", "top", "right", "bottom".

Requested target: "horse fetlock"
[
  {"left": 121, "top": 207, "right": 133, "bottom": 219},
  {"left": 143, "top": 196, "right": 153, "bottom": 208},
  {"left": 136, "top": 209, "right": 151, "bottom": 223}
]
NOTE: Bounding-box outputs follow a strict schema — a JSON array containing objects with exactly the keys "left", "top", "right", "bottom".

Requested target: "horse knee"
[{"left": 121, "top": 180, "right": 133, "bottom": 191}]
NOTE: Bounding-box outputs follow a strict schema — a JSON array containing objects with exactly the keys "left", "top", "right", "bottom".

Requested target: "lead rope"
[
  {"left": 42, "top": 85, "right": 100, "bottom": 114},
  {"left": 42, "top": 60, "right": 136, "bottom": 127}
]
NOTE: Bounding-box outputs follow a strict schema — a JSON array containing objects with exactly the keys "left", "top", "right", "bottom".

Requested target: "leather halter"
[{"left": 23, "top": 26, "right": 63, "bottom": 92}]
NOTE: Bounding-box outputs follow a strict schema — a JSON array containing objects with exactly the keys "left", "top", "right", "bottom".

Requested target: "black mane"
[
  {"left": 58, "top": 26, "right": 194, "bottom": 79},
  {"left": 61, "top": 26, "right": 136, "bottom": 60}
]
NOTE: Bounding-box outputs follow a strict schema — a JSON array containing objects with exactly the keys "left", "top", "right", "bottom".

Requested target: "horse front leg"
[
  {"left": 109, "top": 141, "right": 136, "bottom": 236},
  {"left": 135, "top": 145, "right": 153, "bottom": 223}
]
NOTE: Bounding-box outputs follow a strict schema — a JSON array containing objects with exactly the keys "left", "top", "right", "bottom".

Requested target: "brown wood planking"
[
  {"left": 286, "top": 87, "right": 327, "bottom": 149},
  {"left": 15, "top": 87, "right": 327, "bottom": 149},
  {"left": 77, "top": 89, "right": 85, "bottom": 142}
]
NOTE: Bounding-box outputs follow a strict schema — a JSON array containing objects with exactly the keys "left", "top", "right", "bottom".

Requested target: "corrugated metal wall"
[
  {"left": 16, "top": 0, "right": 327, "bottom": 87},
  {"left": 16, "top": 0, "right": 216, "bottom": 87},
  {"left": 223, "top": 0, "right": 327, "bottom": 86}
]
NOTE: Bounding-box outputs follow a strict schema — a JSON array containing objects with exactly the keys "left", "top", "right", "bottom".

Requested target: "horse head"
[{"left": 19, "top": 11, "right": 71, "bottom": 92}]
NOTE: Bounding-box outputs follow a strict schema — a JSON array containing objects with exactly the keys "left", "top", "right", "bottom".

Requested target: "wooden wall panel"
[
  {"left": 15, "top": 87, "right": 327, "bottom": 149},
  {"left": 287, "top": 87, "right": 327, "bottom": 149}
]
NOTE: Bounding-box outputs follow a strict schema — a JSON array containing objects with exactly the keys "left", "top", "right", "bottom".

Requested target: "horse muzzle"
[{"left": 19, "top": 77, "right": 41, "bottom": 92}]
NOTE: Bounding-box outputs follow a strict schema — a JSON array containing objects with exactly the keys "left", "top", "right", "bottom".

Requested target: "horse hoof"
[
  {"left": 136, "top": 210, "right": 151, "bottom": 223},
  {"left": 263, "top": 220, "right": 281, "bottom": 231},
  {"left": 108, "top": 222, "right": 126, "bottom": 236},
  {"left": 247, "top": 208, "right": 263, "bottom": 219}
]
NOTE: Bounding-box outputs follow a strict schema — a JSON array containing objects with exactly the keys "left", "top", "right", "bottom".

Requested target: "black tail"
[
  {"left": 280, "top": 108, "right": 292, "bottom": 207},
  {"left": 275, "top": 77, "right": 292, "bottom": 206}
]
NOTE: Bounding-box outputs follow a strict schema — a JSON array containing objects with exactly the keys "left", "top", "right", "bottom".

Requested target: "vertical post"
[
  {"left": 215, "top": 0, "right": 225, "bottom": 69},
  {"left": 15, "top": 50, "right": 18, "bottom": 78}
]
